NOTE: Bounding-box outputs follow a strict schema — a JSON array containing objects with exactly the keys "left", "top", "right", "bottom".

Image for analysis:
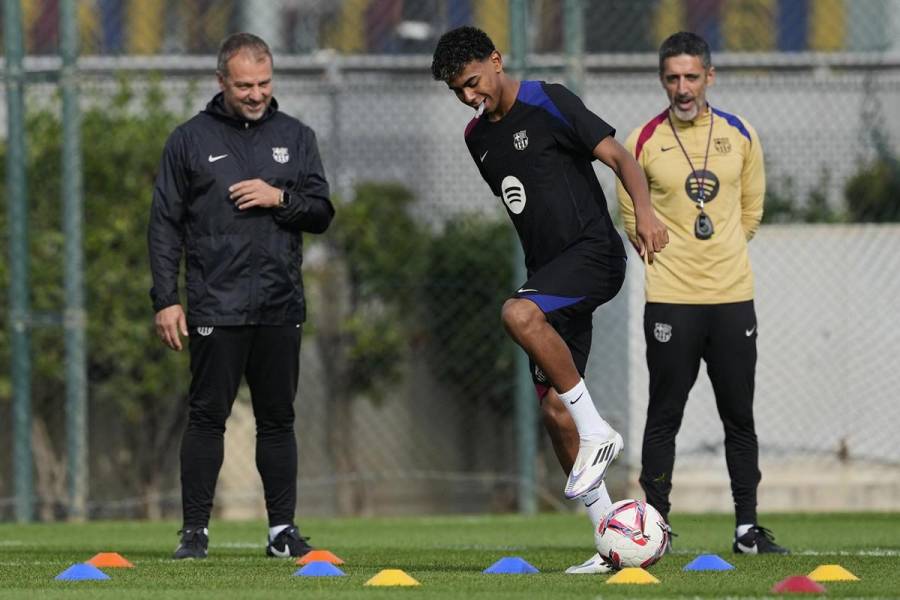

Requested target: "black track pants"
[
  {"left": 639, "top": 301, "right": 761, "bottom": 526},
  {"left": 181, "top": 324, "right": 301, "bottom": 528}
]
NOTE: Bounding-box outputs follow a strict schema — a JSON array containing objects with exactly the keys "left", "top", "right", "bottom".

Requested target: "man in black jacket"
[{"left": 148, "top": 32, "right": 333, "bottom": 560}]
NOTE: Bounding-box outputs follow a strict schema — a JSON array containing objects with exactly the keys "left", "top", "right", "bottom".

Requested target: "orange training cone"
[
  {"left": 86, "top": 553, "right": 134, "bottom": 568},
  {"left": 297, "top": 549, "right": 345, "bottom": 565}
]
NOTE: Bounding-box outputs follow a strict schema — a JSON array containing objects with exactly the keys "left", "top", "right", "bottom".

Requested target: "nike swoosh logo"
[
  {"left": 208, "top": 154, "right": 228, "bottom": 163},
  {"left": 660, "top": 146, "right": 675, "bottom": 152},
  {"left": 269, "top": 544, "right": 292, "bottom": 558},
  {"left": 736, "top": 541, "right": 758, "bottom": 554},
  {"left": 480, "top": 150, "right": 489, "bottom": 162},
  {"left": 517, "top": 288, "right": 538, "bottom": 294},
  {"left": 745, "top": 326, "right": 757, "bottom": 337},
  {"left": 569, "top": 392, "right": 583, "bottom": 405}
]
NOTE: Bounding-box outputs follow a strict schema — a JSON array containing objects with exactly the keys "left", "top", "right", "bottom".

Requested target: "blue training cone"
[
  {"left": 483, "top": 556, "right": 539, "bottom": 574},
  {"left": 293, "top": 561, "right": 347, "bottom": 577},
  {"left": 683, "top": 554, "right": 735, "bottom": 571},
  {"left": 55, "top": 563, "right": 111, "bottom": 581}
]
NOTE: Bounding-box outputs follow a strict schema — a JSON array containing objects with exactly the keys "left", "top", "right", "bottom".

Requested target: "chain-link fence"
[{"left": 2, "top": 0, "right": 899, "bottom": 521}]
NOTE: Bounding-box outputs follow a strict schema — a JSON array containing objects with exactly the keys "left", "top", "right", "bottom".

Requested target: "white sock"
[
  {"left": 269, "top": 524, "right": 290, "bottom": 541},
  {"left": 557, "top": 379, "right": 614, "bottom": 442},
  {"left": 581, "top": 483, "right": 612, "bottom": 529},
  {"left": 736, "top": 524, "right": 754, "bottom": 538}
]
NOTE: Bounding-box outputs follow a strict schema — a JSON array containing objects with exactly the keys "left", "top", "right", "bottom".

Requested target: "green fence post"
[
  {"left": 4, "top": 0, "right": 33, "bottom": 523},
  {"left": 60, "top": 0, "right": 88, "bottom": 521},
  {"left": 564, "top": 0, "right": 585, "bottom": 95},
  {"left": 508, "top": 0, "right": 536, "bottom": 516}
]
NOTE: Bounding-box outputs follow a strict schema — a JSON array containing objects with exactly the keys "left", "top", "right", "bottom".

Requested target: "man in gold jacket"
[{"left": 617, "top": 31, "right": 788, "bottom": 555}]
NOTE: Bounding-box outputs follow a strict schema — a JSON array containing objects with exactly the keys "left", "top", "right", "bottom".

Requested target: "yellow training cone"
[
  {"left": 808, "top": 564, "right": 859, "bottom": 581},
  {"left": 606, "top": 567, "right": 660, "bottom": 584},
  {"left": 364, "top": 569, "right": 421, "bottom": 586}
]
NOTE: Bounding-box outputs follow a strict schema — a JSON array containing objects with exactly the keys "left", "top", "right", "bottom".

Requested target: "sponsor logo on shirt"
[
  {"left": 500, "top": 175, "right": 527, "bottom": 215},
  {"left": 684, "top": 169, "right": 720, "bottom": 203}
]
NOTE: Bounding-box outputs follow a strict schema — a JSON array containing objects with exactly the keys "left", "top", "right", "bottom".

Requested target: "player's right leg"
[
  {"left": 504, "top": 246, "right": 627, "bottom": 499},
  {"left": 540, "top": 389, "right": 615, "bottom": 573},
  {"left": 504, "top": 299, "right": 622, "bottom": 498},
  {"left": 175, "top": 326, "right": 250, "bottom": 559},
  {"left": 639, "top": 303, "right": 703, "bottom": 525}
]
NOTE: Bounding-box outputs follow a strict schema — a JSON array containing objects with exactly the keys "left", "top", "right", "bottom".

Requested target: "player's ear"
[
  {"left": 706, "top": 65, "right": 716, "bottom": 87},
  {"left": 491, "top": 50, "right": 503, "bottom": 73}
]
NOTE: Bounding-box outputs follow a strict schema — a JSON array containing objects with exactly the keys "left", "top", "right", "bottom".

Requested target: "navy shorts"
[{"left": 512, "top": 241, "right": 626, "bottom": 389}]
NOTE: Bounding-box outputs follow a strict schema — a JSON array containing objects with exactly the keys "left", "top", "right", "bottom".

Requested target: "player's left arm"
[
  {"left": 594, "top": 136, "right": 669, "bottom": 260},
  {"left": 741, "top": 122, "right": 765, "bottom": 241}
]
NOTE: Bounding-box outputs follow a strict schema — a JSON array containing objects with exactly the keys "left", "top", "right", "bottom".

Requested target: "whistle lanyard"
[{"left": 668, "top": 108, "right": 714, "bottom": 207}]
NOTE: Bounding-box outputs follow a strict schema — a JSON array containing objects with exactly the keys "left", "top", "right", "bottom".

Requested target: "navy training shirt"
[{"left": 464, "top": 80, "right": 626, "bottom": 274}]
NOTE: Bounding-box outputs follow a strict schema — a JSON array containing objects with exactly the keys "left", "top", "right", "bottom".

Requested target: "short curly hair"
[
  {"left": 431, "top": 26, "right": 496, "bottom": 83},
  {"left": 658, "top": 31, "right": 711, "bottom": 73}
]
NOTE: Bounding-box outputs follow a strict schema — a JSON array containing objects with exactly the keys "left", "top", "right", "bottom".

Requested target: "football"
[{"left": 595, "top": 499, "right": 669, "bottom": 569}]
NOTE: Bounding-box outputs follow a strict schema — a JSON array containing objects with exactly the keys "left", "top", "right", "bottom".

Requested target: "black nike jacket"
[{"left": 148, "top": 93, "right": 333, "bottom": 326}]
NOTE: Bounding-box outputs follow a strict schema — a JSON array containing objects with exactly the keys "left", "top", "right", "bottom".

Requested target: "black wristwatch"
[{"left": 279, "top": 189, "right": 292, "bottom": 207}]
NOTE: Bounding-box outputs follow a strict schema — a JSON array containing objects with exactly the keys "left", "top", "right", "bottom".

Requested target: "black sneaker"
[
  {"left": 173, "top": 527, "right": 209, "bottom": 559},
  {"left": 733, "top": 525, "right": 790, "bottom": 554},
  {"left": 266, "top": 525, "right": 313, "bottom": 558}
]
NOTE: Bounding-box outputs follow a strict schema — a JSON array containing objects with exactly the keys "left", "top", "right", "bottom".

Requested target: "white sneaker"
[
  {"left": 564, "top": 432, "right": 623, "bottom": 499},
  {"left": 565, "top": 552, "right": 614, "bottom": 574}
]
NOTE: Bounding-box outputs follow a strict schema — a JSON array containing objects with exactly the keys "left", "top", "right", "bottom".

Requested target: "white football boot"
[
  {"left": 564, "top": 431, "right": 623, "bottom": 499},
  {"left": 565, "top": 552, "right": 614, "bottom": 574}
]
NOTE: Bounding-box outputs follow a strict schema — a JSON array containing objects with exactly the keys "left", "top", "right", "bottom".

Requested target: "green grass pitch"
[{"left": 1, "top": 512, "right": 898, "bottom": 598}]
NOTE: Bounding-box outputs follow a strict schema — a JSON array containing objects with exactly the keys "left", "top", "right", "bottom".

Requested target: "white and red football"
[{"left": 595, "top": 499, "right": 669, "bottom": 569}]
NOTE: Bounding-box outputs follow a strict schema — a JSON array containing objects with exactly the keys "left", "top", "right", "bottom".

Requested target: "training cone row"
[
  {"left": 768, "top": 564, "right": 860, "bottom": 594},
  {"left": 291, "top": 551, "right": 420, "bottom": 586},
  {"left": 55, "top": 552, "right": 134, "bottom": 581},
  {"left": 294, "top": 549, "right": 348, "bottom": 579},
  {"left": 293, "top": 561, "right": 347, "bottom": 577}
]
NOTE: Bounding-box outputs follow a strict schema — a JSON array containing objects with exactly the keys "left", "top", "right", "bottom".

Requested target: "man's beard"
[{"left": 672, "top": 100, "right": 699, "bottom": 121}]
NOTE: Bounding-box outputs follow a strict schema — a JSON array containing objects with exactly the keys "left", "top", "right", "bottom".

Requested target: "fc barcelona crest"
[
  {"left": 653, "top": 322, "right": 672, "bottom": 343},
  {"left": 714, "top": 137, "right": 731, "bottom": 154},
  {"left": 272, "top": 147, "right": 290, "bottom": 163},
  {"left": 513, "top": 130, "right": 528, "bottom": 151}
]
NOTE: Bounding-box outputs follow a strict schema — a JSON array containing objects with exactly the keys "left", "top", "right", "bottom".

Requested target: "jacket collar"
[{"left": 203, "top": 92, "right": 278, "bottom": 128}]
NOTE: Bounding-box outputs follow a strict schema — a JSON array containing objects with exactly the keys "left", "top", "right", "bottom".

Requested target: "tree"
[
  {"left": 845, "top": 158, "right": 900, "bottom": 223},
  {"left": 0, "top": 79, "right": 191, "bottom": 518}
]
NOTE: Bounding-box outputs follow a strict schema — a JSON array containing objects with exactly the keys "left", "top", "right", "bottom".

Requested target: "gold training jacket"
[{"left": 617, "top": 107, "right": 765, "bottom": 304}]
